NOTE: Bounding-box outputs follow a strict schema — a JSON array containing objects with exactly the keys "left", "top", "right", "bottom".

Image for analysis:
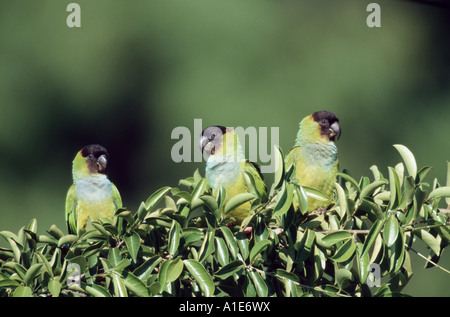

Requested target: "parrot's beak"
[
  {"left": 97, "top": 154, "right": 108, "bottom": 173},
  {"left": 329, "top": 122, "right": 341, "bottom": 141}
]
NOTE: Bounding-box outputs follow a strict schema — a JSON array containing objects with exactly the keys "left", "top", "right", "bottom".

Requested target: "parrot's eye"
[
  {"left": 321, "top": 119, "right": 327, "bottom": 125},
  {"left": 210, "top": 133, "right": 216, "bottom": 140}
]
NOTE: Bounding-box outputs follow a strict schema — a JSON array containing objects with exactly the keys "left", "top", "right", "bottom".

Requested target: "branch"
[{"left": 408, "top": 246, "right": 450, "bottom": 275}]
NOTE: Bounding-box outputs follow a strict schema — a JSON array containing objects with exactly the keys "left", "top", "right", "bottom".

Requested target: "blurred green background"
[{"left": 0, "top": 0, "right": 449, "bottom": 296}]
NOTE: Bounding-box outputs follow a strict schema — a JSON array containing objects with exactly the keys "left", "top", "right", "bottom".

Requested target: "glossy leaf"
[
  {"left": 144, "top": 186, "right": 172, "bottom": 212},
  {"left": 383, "top": 215, "right": 399, "bottom": 248},
  {"left": 321, "top": 231, "right": 352, "bottom": 246},
  {"left": 12, "top": 286, "right": 32, "bottom": 297},
  {"left": 334, "top": 182, "right": 348, "bottom": 219},
  {"left": 184, "top": 259, "right": 215, "bottom": 297},
  {"left": 273, "top": 145, "right": 285, "bottom": 189},
  {"left": 168, "top": 221, "right": 181, "bottom": 256},
  {"left": 273, "top": 182, "right": 293, "bottom": 217},
  {"left": 214, "top": 237, "right": 229, "bottom": 266},
  {"left": 248, "top": 269, "right": 268, "bottom": 297},
  {"left": 219, "top": 226, "right": 239, "bottom": 260},
  {"left": 362, "top": 219, "right": 383, "bottom": 258},
  {"left": 111, "top": 273, "right": 128, "bottom": 297},
  {"left": 215, "top": 260, "right": 244, "bottom": 280},
  {"left": 360, "top": 180, "right": 388, "bottom": 199},
  {"left": 223, "top": 193, "right": 256, "bottom": 215},
  {"left": 393, "top": 144, "right": 417, "bottom": 178},
  {"left": 121, "top": 271, "right": 150, "bottom": 297},
  {"left": 249, "top": 239, "right": 271, "bottom": 264},
  {"left": 331, "top": 239, "right": 356, "bottom": 263},
  {"left": 124, "top": 232, "right": 141, "bottom": 263},
  {"left": 428, "top": 186, "right": 450, "bottom": 200},
  {"left": 414, "top": 229, "right": 440, "bottom": 255},
  {"left": 236, "top": 232, "right": 249, "bottom": 261}
]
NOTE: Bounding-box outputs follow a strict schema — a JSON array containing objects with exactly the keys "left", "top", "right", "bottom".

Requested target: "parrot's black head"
[
  {"left": 200, "top": 125, "right": 228, "bottom": 157},
  {"left": 80, "top": 144, "right": 109, "bottom": 174},
  {"left": 312, "top": 111, "right": 341, "bottom": 142}
]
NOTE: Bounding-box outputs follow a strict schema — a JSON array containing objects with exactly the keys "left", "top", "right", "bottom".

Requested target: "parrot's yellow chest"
[
  {"left": 74, "top": 175, "right": 116, "bottom": 231},
  {"left": 292, "top": 143, "right": 338, "bottom": 211},
  {"left": 206, "top": 160, "right": 251, "bottom": 224}
]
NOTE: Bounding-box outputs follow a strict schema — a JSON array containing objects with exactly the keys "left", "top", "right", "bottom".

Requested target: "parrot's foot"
[
  {"left": 243, "top": 226, "right": 253, "bottom": 235},
  {"left": 314, "top": 206, "right": 328, "bottom": 214}
]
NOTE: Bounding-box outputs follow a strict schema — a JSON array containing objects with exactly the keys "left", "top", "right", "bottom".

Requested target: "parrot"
[
  {"left": 65, "top": 144, "right": 122, "bottom": 235},
  {"left": 200, "top": 126, "right": 267, "bottom": 225},
  {"left": 285, "top": 110, "right": 341, "bottom": 212}
]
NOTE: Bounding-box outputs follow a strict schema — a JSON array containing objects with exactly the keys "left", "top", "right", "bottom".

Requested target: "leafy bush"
[{"left": 0, "top": 145, "right": 449, "bottom": 297}]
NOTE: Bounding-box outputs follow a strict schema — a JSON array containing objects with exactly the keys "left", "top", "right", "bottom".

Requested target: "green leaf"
[
  {"left": 48, "top": 278, "right": 62, "bottom": 297},
  {"left": 91, "top": 222, "right": 111, "bottom": 238},
  {"left": 48, "top": 225, "right": 65, "bottom": 240},
  {"left": 184, "top": 259, "right": 215, "bottom": 297},
  {"left": 219, "top": 226, "right": 239, "bottom": 260},
  {"left": 414, "top": 229, "right": 440, "bottom": 255},
  {"left": 236, "top": 232, "right": 249, "bottom": 261},
  {"left": 34, "top": 251, "right": 53, "bottom": 278},
  {"left": 335, "top": 268, "right": 354, "bottom": 290},
  {"left": 23, "top": 263, "right": 44, "bottom": 287},
  {"left": 215, "top": 260, "right": 244, "bottom": 280},
  {"left": 334, "top": 182, "right": 348, "bottom": 219},
  {"left": 428, "top": 186, "right": 450, "bottom": 200},
  {"left": 124, "top": 232, "right": 140, "bottom": 263},
  {"left": 108, "top": 248, "right": 122, "bottom": 267},
  {"left": 57, "top": 234, "right": 78, "bottom": 247},
  {"left": 198, "top": 228, "right": 215, "bottom": 263},
  {"left": 84, "top": 284, "right": 111, "bottom": 297},
  {"left": 357, "top": 243, "right": 370, "bottom": 284},
  {"left": 214, "top": 237, "right": 229, "bottom": 266},
  {"left": 295, "top": 229, "right": 316, "bottom": 264},
  {"left": 383, "top": 215, "right": 399, "bottom": 247},
  {"left": 389, "top": 231, "right": 405, "bottom": 273},
  {"left": 393, "top": 144, "right": 417, "bottom": 178},
  {"left": 192, "top": 178, "right": 208, "bottom": 201},
  {"left": 6, "top": 238, "right": 21, "bottom": 263},
  {"left": 166, "top": 257, "right": 184, "bottom": 283},
  {"left": 273, "top": 182, "right": 293, "bottom": 217},
  {"left": 12, "top": 286, "right": 32, "bottom": 297},
  {"left": 295, "top": 185, "right": 308, "bottom": 214},
  {"left": 321, "top": 231, "right": 352, "bottom": 246},
  {"left": 144, "top": 186, "right": 172, "bottom": 212},
  {"left": 223, "top": 193, "right": 256, "bottom": 215},
  {"left": 26, "top": 218, "right": 38, "bottom": 234},
  {"left": 273, "top": 145, "right": 285, "bottom": 189},
  {"left": 360, "top": 180, "right": 388, "bottom": 199},
  {"left": 249, "top": 239, "right": 271, "bottom": 264},
  {"left": 111, "top": 273, "right": 128, "bottom": 297},
  {"left": 168, "top": 221, "right": 181, "bottom": 256},
  {"left": 133, "top": 255, "right": 163, "bottom": 282},
  {"left": 331, "top": 239, "right": 356, "bottom": 263},
  {"left": 302, "top": 186, "right": 329, "bottom": 202},
  {"left": 362, "top": 219, "right": 383, "bottom": 258},
  {"left": 0, "top": 279, "right": 20, "bottom": 289},
  {"left": 248, "top": 269, "right": 268, "bottom": 297},
  {"left": 388, "top": 167, "right": 401, "bottom": 210},
  {"left": 121, "top": 271, "right": 150, "bottom": 297},
  {"left": 337, "top": 171, "right": 361, "bottom": 192},
  {"left": 200, "top": 195, "right": 219, "bottom": 213}
]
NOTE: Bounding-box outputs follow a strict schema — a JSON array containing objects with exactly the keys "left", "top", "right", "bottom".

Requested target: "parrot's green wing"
[
  {"left": 65, "top": 184, "right": 78, "bottom": 235},
  {"left": 112, "top": 183, "right": 123, "bottom": 210},
  {"left": 244, "top": 161, "right": 267, "bottom": 202}
]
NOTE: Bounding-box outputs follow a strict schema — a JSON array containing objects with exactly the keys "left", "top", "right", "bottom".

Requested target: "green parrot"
[
  {"left": 200, "top": 126, "right": 267, "bottom": 225},
  {"left": 65, "top": 144, "right": 122, "bottom": 235},
  {"left": 285, "top": 110, "right": 341, "bottom": 212}
]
